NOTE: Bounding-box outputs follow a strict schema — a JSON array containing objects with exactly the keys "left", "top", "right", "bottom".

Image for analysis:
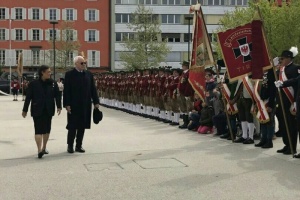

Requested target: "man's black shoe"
[
  {"left": 75, "top": 147, "right": 85, "bottom": 153},
  {"left": 38, "top": 151, "right": 44, "bottom": 159},
  {"left": 243, "top": 138, "right": 254, "bottom": 144},
  {"left": 261, "top": 142, "right": 273, "bottom": 148},
  {"left": 67, "top": 146, "right": 74, "bottom": 153},
  {"left": 254, "top": 141, "right": 266, "bottom": 147},
  {"left": 275, "top": 131, "right": 282, "bottom": 137},
  {"left": 179, "top": 124, "right": 188, "bottom": 129},
  {"left": 283, "top": 149, "right": 292, "bottom": 155},
  {"left": 220, "top": 134, "right": 229, "bottom": 139},
  {"left": 277, "top": 146, "right": 288, "bottom": 153},
  {"left": 294, "top": 153, "right": 300, "bottom": 158},
  {"left": 234, "top": 137, "right": 246, "bottom": 143}
]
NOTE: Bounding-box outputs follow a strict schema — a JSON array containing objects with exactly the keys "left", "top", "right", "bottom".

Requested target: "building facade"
[
  {"left": 111, "top": 0, "right": 248, "bottom": 70},
  {"left": 0, "top": 0, "right": 110, "bottom": 75}
]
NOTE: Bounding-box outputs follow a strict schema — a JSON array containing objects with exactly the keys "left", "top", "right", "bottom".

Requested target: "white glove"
[
  {"left": 185, "top": 97, "right": 190, "bottom": 101},
  {"left": 274, "top": 81, "right": 283, "bottom": 88}
]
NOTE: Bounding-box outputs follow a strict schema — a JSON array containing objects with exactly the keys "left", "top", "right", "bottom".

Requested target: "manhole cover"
[
  {"left": 84, "top": 163, "right": 123, "bottom": 171},
  {"left": 133, "top": 158, "right": 188, "bottom": 169}
]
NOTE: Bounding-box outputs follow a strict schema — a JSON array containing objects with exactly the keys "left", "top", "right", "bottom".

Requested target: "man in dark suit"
[{"left": 63, "top": 56, "right": 100, "bottom": 153}]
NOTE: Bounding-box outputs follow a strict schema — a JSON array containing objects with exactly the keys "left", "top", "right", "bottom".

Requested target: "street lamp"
[
  {"left": 9, "top": 18, "right": 12, "bottom": 95},
  {"left": 185, "top": 16, "right": 193, "bottom": 61},
  {"left": 50, "top": 21, "right": 58, "bottom": 81}
]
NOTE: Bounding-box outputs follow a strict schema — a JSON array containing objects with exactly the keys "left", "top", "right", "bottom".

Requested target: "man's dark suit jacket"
[{"left": 22, "top": 79, "right": 62, "bottom": 117}]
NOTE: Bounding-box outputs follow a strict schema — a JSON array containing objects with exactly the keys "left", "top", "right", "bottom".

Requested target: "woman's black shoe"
[
  {"left": 38, "top": 151, "right": 44, "bottom": 159},
  {"left": 261, "top": 142, "right": 273, "bottom": 148}
]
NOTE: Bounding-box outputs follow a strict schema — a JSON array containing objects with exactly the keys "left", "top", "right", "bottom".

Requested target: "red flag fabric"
[
  {"left": 217, "top": 21, "right": 271, "bottom": 81},
  {"left": 188, "top": 5, "right": 214, "bottom": 100}
]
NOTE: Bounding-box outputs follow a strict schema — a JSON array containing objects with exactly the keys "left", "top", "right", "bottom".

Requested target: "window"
[
  {"left": 0, "top": 50, "right": 5, "bottom": 65},
  {"left": 184, "top": 0, "right": 198, "bottom": 5},
  {"left": 66, "top": 9, "right": 74, "bottom": 20},
  {"left": 184, "top": 33, "right": 192, "bottom": 42},
  {"left": 32, "top": 50, "right": 40, "bottom": 65},
  {"left": 16, "top": 50, "right": 22, "bottom": 64},
  {"left": 88, "top": 30, "right": 96, "bottom": 42},
  {"left": 161, "top": 14, "right": 180, "bottom": 24},
  {"left": 139, "top": 0, "right": 158, "bottom": 4},
  {"left": 49, "top": 29, "right": 57, "bottom": 40},
  {"left": 116, "top": 32, "right": 134, "bottom": 42},
  {"left": 165, "top": 52, "right": 181, "bottom": 62},
  {"left": 15, "top": 8, "right": 23, "bottom": 20},
  {"left": 49, "top": 9, "right": 57, "bottom": 20},
  {"left": 88, "top": 10, "right": 96, "bottom": 21},
  {"left": 0, "top": 29, "right": 5, "bottom": 40},
  {"left": 115, "top": 14, "right": 133, "bottom": 23},
  {"left": 32, "top": 29, "right": 40, "bottom": 41},
  {"left": 0, "top": 8, "right": 5, "bottom": 20},
  {"left": 67, "top": 52, "right": 73, "bottom": 66},
  {"left": 16, "top": 29, "right": 23, "bottom": 40},
  {"left": 91, "top": 51, "right": 96, "bottom": 66},
  {"left": 162, "top": 0, "right": 181, "bottom": 5},
  {"left": 116, "top": 0, "right": 137, "bottom": 4},
  {"left": 162, "top": 33, "right": 180, "bottom": 43},
  {"left": 207, "top": 0, "right": 225, "bottom": 5},
  {"left": 66, "top": 29, "right": 74, "bottom": 41},
  {"left": 32, "top": 8, "right": 40, "bottom": 20}
]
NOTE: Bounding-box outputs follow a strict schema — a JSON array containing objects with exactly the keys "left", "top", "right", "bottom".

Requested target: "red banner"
[
  {"left": 188, "top": 5, "right": 214, "bottom": 100},
  {"left": 217, "top": 21, "right": 271, "bottom": 81}
]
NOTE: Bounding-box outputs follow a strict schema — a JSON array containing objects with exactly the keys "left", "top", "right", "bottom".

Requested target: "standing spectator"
[
  {"left": 22, "top": 65, "right": 62, "bottom": 159},
  {"left": 11, "top": 78, "right": 20, "bottom": 101},
  {"left": 63, "top": 56, "right": 100, "bottom": 153},
  {"left": 22, "top": 79, "right": 29, "bottom": 101},
  {"left": 57, "top": 78, "right": 64, "bottom": 97}
]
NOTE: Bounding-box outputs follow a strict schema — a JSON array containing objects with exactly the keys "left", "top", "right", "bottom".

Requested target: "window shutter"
[
  {"left": 87, "top": 50, "right": 92, "bottom": 67},
  {"left": 84, "top": 30, "right": 88, "bottom": 42},
  {"left": 39, "top": 50, "right": 45, "bottom": 65},
  {"left": 62, "top": 9, "right": 66, "bottom": 20},
  {"left": 5, "top": 29, "right": 9, "bottom": 40},
  {"left": 45, "top": 29, "right": 50, "bottom": 40},
  {"left": 23, "top": 29, "right": 27, "bottom": 41},
  {"left": 96, "top": 51, "right": 100, "bottom": 67},
  {"left": 74, "top": 9, "right": 77, "bottom": 20},
  {"left": 61, "top": 30, "right": 66, "bottom": 41},
  {"left": 40, "top": 29, "right": 43, "bottom": 40},
  {"left": 73, "top": 30, "right": 78, "bottom": 41},
  {"left": 5, "top": 50, "right": 10, "bottom": 66},
  {"left": 23, "top": 8, "right": 26, "bottom": 20},
  {"left": 44, "top": 50, "right": 50, "bottom": 65},
  {"left": 84, "top": 9, "right": 88, "bottom": 21},
  {"left": 11, "top": 50, "right": 16, "bottom": 66},
  {"left": 23, "top": 50, "right": 31, "bottom": 66},
  {"left": 28, "top": 8, "right": 32, "bottom": 20},
  {"left": 96, "top": 10, "right": 100, "bottom": 21},
  {"left": 45, "top": 9, "right": 49, "bottom": 20},
  {"left": 57, "top": 30, "right": 61, "bottom": 40},
  {"left": 11, "top": 8, "right": 15, "bottom": 20},
  {"left": 40, "top": 8, "right": 44, "bottom": 20},
  {"left": 73, "top": 50, "right": 78, "bottom": 58},
  {"left": 95, "top": 30, "right": 100, "bottom": 42},
  {"left": 56, "top": 9, "right": 60, "bottom": 20},
  {"left": 28, "top": 29, "right": 32, "bottom": 41},
  {"left": 11, "top": 29, "right": 15, "bottom": 40},
  {"left": 5, "top": 8, "right": 9, "bottom": 19}
]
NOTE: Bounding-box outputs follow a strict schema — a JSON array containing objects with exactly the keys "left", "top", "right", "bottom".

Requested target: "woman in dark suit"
[{"left": 22, "top": 65, "right": 62, "bottom": 159}]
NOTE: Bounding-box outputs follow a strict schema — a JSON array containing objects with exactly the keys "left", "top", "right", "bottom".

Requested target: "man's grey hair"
[{"left": 73, "top": 56, "right": 84, "bottom": 64}]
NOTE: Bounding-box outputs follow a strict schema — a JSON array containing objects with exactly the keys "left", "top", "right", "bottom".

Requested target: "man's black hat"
[
  {"left": 281, "top": 50, "right": 294, "bottom": 59},
  {"left": 180, "top": 61, "right": 190, "bottom": 67},
  {"left": 172, "top": 68, "right": 183, "bottom": 75},
  {"left": 93, "top": 108, "right": 103, "bottom": 124}
]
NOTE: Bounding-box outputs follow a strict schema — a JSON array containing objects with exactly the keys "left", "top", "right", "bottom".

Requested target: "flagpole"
[{"left": 257, "top": 6, "right": 295, "bottom": 157}]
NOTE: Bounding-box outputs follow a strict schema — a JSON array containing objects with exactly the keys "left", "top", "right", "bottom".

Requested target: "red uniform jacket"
[
  {"left": 11, "top": 81, "right": 20, "bottom": 90},
  {"left": 178, "top": 70, "right": 194, "bottom": 97}
]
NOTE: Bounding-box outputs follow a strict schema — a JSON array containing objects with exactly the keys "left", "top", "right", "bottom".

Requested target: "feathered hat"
[{"left": 281, "top": 46, "right": 298, "bottom": 59}]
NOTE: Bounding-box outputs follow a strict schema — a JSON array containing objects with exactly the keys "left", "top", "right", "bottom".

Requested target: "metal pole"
[
  {"left": 9, "top": 18, "right": 11, "bottom": 95},
  {"left": 188, "top": 19, "right": 191, "bottom": 61},
  {"left": 53, "top": 23, "right": 56, "bottom": 81}
]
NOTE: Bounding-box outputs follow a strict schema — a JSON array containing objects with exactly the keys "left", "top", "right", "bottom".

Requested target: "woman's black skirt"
[{"left": 33, "top": 114, "right": 52, "bottom": 134}]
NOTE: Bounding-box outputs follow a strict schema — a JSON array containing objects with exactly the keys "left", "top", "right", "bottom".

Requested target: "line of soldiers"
[{"left": 95, "top": 61, "right": 194, "bottom": 128}]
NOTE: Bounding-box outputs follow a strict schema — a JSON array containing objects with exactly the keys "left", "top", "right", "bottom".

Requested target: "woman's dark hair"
[{"left": 38, "top": 65, "right": 50, "bottom": 79}]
